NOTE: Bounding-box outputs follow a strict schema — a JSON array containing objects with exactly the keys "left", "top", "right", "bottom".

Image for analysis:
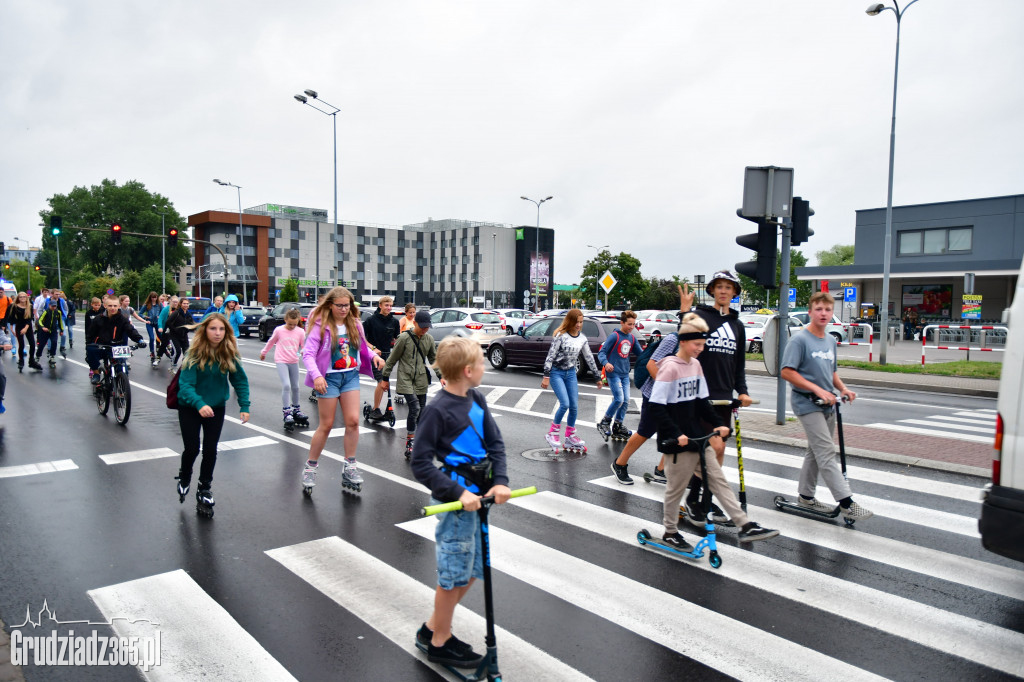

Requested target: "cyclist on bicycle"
[{"left": 86, "top": 295, "right": 144, "bottom": 385}]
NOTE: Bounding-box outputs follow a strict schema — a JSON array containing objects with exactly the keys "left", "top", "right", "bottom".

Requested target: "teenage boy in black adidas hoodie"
[{"left": 685, "top": 270, "right": 753, "bottom": 521}]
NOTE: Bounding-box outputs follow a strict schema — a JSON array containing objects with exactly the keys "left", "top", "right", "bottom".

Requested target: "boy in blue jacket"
[
  {"left": 410, "top": 337, "right": 511, "bottom": 669},
  {"left": 597, "top": 310, "right": 641, "bottom": 440}
]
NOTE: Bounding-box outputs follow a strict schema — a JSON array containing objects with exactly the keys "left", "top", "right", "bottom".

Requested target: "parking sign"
[{"left": 844, "top": 287, "right": 856, "bottom": 303}]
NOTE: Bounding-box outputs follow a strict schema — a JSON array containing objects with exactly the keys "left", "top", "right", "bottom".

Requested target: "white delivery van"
[{"left": 980, "top": 259, "right": 1024, "bottom": 562}]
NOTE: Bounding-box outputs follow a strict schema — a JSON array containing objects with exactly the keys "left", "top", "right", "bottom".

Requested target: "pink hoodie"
[{"left": 302, "top": 319, "right": 376, "bottom": 387}]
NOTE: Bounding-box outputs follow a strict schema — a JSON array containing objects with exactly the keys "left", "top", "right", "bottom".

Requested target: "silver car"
[
  {"left": 740, "top": 313, "right": 804, "bottom": 353},
  {"left": 428, "top": 308, "right": 507, "bottom": 347},
  {"left": 493, "top": 308, "right": 532, "bottom": 335},
  {"left": 633, "top": 310, "right": 680, "bottom": 342},
  {"left": 788, "top": 312, "right": 849, "bottom": 343}
]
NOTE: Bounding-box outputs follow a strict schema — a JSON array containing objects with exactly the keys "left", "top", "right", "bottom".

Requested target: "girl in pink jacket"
[
  {"left": 300, "top": 287, "right": 385, "bottom": 495},
  {"left": 261, "top": 307, "right": 307, "bottom": 429}
]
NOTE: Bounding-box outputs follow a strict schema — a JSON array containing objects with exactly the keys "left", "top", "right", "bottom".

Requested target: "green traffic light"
[{"left": 51, "top": 227, "right": 61, "bottom": 236}]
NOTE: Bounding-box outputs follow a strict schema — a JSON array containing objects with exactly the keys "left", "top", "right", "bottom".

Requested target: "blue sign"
[
  {"left": 788, "top": 288, "right": 796, "bottom": 303},
  {"left": 731, "top": 296, "right": 740, "bottom": 307},
  {"left": 844, "top": 287, "right": 857, "bottom": 303}
]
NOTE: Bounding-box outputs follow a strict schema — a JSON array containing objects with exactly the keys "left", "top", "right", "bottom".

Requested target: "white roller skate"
[
  {"left": 544, "top": 426, "right": 561, "bottom": 454},
  {"left": 341, "top": 459, "right": 363, "bottom": 493},
  {"left": 302, "top": 460, "right": 318, "bottom": 496},
  {"left": 563, "top": 427, "right": 587, "bottom": 454}
]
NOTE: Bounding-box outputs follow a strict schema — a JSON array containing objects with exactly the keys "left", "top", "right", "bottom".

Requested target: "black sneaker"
[
  {"left": 416, "top": 623, "right": 473, "bottom": 653},
  {"left": 369, "top": 408, "right": 384, "bottom": 420},
  {"left": 661, "top": 532, "right": 693, "bottom": 551},
  {"left": 707, "top": 502, "right": 735, "bottom": 527},
  {"left": 427, "top": 636, "right": 484, "bottom": 669},
  {"left": 651, "top": 467, "right": 666, "bottom": 483},
  {"left": 738, "top": 522, "right": 780, "bottom": 543},
  {"left": 610, "top": 461, "right": 633, "bottom": 485}
]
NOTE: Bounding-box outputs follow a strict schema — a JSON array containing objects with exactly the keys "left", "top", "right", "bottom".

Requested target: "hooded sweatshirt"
[{"left": 693, "top": 304, "right": 748, "bottom": 400}]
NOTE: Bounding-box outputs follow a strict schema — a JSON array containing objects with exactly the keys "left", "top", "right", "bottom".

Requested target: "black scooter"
[
  {"left": 418, "top": 486, "right": 537, "bottom": 681},
  {"left": 363, "top": 382, "right": 397, "bottom": 427}
]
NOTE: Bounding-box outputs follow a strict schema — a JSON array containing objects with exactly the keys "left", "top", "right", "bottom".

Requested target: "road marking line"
[
  {"left": 926, "top": 415, "right": 995, "bottom": 427},
  {"left": 861, "top": 423, "right": 992, "bottom": 444},
  {"left": 510, "top": 491, "right": 1024, "bottom": 678},
  {"left": 513, "top": 388, "right": 543, "bottom": 412},
  {"left": 100, "top": 448, "right": 179, "bottom": 465},
  {"left": 398, "top": 517, "right": 886, "bottom": 682},
  {"left": 898, "top": 419, "right": 993, "bottom": 434},
  {"left": 587, "top": 482, "right": 1022, "bottom": 600},
  {"left": 955, "top": 411, "right": 1000, "bottom": 419},
  {"left": 217, "top": 436, "right": 278, "bottom": 451},
  {"left": 266, "top": 537, "right": 591, "bottom": 682},
  {"left": 89, "top": 569, "right": 295, "bottom": 682},
  {"left": 593, "top": 394, "right": 613, "bottom": 423},
  {"left": 0, "top": 459, "right": 78, "bottom": 478},
  {"left": 483, "top": 386, "right": 509, "bottom": 403},
  {"left": 298, "top": 426, "right": 376, "bottom": 438}
]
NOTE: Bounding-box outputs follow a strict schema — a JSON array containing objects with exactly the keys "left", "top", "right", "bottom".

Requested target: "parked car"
[
  {"left": 428, "top": 307, "right": 506, "bottom": 347},
  {"left": 258, "top": 303, "right": 317, "bottom": 341},
  {"left": 237, "top": 306, "right": 265, "bottom": 337},
  {"left": 486, "top": 316, "right": 643, "bottom": 378},
  {"left": 633, "top": 309, "right": 680, "bottom": 342},
  {"left": 740, "top": 313, "right": 804, "bottom": 353},
  {"left": 788, "top": 312, "right": 848, "bottom": 343},
  {"left": 181, "top": 297, "right": 213, "bottom": 323}
]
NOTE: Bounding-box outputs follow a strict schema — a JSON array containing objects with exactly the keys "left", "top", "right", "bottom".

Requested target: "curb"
[
  {"left": 745, "top": 367, "right": 999, "bottom": 399},
  {"left": 743, "top": 430, "right": 991, "bottom": 479}
]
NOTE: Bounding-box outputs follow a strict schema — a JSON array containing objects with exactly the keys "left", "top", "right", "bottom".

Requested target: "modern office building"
[
  {"left": 187, "top": 204, "right": 555, "bottom": 309},
  {"left": 797, "top": 194, "right": 1024, "bottom": 323}
]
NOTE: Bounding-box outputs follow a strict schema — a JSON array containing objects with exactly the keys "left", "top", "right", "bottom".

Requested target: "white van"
[
  {"left": 980, "top": 260, "right": 1024, "bottom": 562},
  {"left": 1, "top": 283, "right": 15, "bottom": 299}
]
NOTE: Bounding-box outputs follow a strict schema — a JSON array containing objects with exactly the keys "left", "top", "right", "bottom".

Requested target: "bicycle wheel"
[
  {"left": 113, "top": 371, "right": 132, "bottom": 425},
  {"left": 95, "top": 370, "right": 111, "bottom": 416}
]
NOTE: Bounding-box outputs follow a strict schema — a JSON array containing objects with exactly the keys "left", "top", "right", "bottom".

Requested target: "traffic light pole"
[
  {"left": 776, "top": 221, "right": 792, "bottom": 425},
  {"left": 55, "top": 234, "right": 62, "bottom": 290}
]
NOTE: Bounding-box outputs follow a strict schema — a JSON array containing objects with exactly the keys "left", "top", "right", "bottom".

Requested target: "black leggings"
[
  {"left": 14, "top": 326, "right": 35, "bottom": 362},
  {"left": 401, "top": 393, "right": 428, "bottom": 434},
  {"left": 177, "top": 404, "right": 226, "bottom": 487}
]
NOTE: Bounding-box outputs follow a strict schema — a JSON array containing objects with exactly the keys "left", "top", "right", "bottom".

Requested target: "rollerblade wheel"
[
  {"left": 303, "top": 486, "right": 313, "bottom": 497},
  {"left": 709, "top": 552, "right": 722, "bottom": 569}
]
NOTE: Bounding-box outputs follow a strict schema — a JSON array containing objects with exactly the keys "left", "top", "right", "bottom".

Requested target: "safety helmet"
[{"left": 706, "top": 270, "right": 741, "bottom": 297}]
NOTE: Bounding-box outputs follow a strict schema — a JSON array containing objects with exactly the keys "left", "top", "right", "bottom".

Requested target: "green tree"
[
  {"left": 4, "top": 260, "right": 33, "bottom": 294},
  {"left": 137, "top": 264, "right": 177, "bottom": 299},
  {"left": 635, "top": 276, "right": 689, "bottom": 310},
  {"left": 578, "top": 251, "right": 648, "bottom": 310},
  {"left": 90, "top": 276, "right": 117, "bottom": 300},
  {"left": 737, "top": 249, "right": 812, "bottom": 308},
  {"left": 279, "top": 278, "right": 299, "bottom": 303},
  {"left": 116, "top": 270, "right": 142, "bottom": 305},
  {"left": 816, "top": 244, "right": 855, "bottom": 267},
  {"left": 39, "top": 179, "right": 191, "bottom": 274}
]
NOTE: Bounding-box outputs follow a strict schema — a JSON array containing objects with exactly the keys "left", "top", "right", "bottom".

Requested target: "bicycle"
[{"left": 89, "top": 342, "right": 146, "bottom": 425}]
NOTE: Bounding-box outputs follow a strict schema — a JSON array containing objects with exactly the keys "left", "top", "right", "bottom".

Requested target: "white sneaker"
[
  {"left": 798, "top": 496, "right": 838, "bottom": 514},
  {"left": 841, "top": 502, "right": 874, "bottom": 520}
]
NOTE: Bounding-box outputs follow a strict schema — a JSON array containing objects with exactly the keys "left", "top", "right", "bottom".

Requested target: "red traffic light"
[
  {"left": 111, "top": 222, "right": 122, "bottom": 245},
  {"left": 169, "top": 228, "right": 178, "bottom": 236},
  {"left": 112, "top": 223, "right": 122, "bottom": 232}
]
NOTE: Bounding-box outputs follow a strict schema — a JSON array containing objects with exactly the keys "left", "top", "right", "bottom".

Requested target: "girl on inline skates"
[
  {"left": 261, "top": 307, "right": 307, "bottom": 430},
  {"left": 540, "top": 309, "right": 601, "bottom": 453}
]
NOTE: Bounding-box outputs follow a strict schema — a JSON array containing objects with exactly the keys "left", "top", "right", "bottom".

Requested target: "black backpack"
[{"left": 632, "top": 336, "right": 662, "bottom": 389}]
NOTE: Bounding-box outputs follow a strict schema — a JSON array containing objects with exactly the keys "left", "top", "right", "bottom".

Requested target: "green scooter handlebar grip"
[{"left": 421, "top": 486, "right": 538, "bottom": 516}]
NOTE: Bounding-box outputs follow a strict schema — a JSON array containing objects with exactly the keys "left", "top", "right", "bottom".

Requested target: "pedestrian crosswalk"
[
  {"left": 63, "top": 436, "right": 1023, "bottom": 681},
  {"left": 864, "top": 408, "right": 996, "bottom": 444}
]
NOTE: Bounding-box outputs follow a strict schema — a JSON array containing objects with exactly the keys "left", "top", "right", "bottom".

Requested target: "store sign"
[
  {"left": 962, "top": 294, "right": 982, "bottom": 319},
  {"left": 297, "top": 278, "right": 333, "bottom": 287},
  {"left": 259, "top": 204, "right": 329, "bottom": 220}
]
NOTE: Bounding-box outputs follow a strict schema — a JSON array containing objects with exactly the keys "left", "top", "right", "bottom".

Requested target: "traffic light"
[
  {"left": 3, "top": 263, "right": 9, "bottom": 270},
  {"left": 34, "top": 265, "right": 41, "bottom": 271},
  {"left": 50, "top": 215, "right": 62, "bottom": 236},
  {"left": 168, "top": 227, "right": 179, "bottom": 247},
  {"left": 735, "top": 210, "right": 778, "bottom": 289},
  {"left": 111, "top": 222, "right": 122, "bottom": 245},
  {"left": 791, "top": 197, "right": 814, "bottom": 246}
]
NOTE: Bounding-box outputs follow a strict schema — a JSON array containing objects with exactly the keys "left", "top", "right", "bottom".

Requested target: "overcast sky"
[{"left": 3, "top": 0, "right": 1022, "bottom": 285}]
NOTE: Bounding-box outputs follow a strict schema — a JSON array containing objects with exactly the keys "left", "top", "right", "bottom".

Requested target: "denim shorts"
[
  {"left": 433, "top": 499, "right": 483, "bottom": 590},
  {"left": 316, "top": 369, "right": 361, "bottom": 398}
]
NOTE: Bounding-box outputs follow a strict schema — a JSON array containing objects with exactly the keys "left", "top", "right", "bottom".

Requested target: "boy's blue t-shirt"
[{"left": 598, "top": 329, "right": 640, "bottom": 376}]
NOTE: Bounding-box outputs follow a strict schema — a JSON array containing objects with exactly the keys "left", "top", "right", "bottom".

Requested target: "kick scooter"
[
  {"left": 363, "top": 381, "right": 398, "bottom": 427},
  {"left": 637, "top": 433, "right": 724, "bottom": 569},
  {"left": 773, "top": 395, "right": 857, "bottom": 526},
  {"left": 419, "top": 486, "right": 538, "bottom": 682}
]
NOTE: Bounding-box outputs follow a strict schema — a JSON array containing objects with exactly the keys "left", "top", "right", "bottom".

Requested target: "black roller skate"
[
  {"left": 17, "top": 359, "right": 24, "bottom": 373},
  {"left": 175, "top": 473, "right": 190, "bottom": 503},
  {"left": 308, "top": 389, "right": 319, "bottom": 404},
  {"left": 341, "top": 459, "right": 363, "bottom": 493},
  {"left": 195, "top": 485, "right": 215, "bottom": 517},
  {"left": 283, "top": 408, "right": 295, "bottom": 432},
  {"left": 404, "top": 436, "right": 414, "bottom": 460},
  {"left": 394, "top": 395, "right": 405, "bottom": 405},
  {"left": 47, "top": 353, "right": 56, "bottom": 367},
  {"left": 597, "top": 416, "right": 612, "bottom": 443},
  {"left": 60, "top": 347, "right": 66, "bottom": 359},
  {"left": 611, "top": 421, "right": 632, "bottom": 442},
  {"left": 291, "top": 404, "right": 310, "bottom": 428}
]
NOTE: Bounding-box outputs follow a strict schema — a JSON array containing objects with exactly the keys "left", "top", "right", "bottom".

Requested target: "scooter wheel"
[
  {"left": 362, "top": 404, "right": 370, "bottom": 420},
  {"left": 773, "top": 495, "right": 786, "bottom": 509},
  {"left": 388, "top": 413, "right": 396, "bottom": 427},
  {"left": 844, "top": 517, "right": 856, "bottom": 527},
  {"left": 637, "top": 529, "right": 651, "bottom": 544},
  {"left": 709, "top": 552, "right": 722, "bottom": 569}
]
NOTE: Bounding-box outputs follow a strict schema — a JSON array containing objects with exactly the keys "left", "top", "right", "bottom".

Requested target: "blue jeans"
[
  {"left": 549, "top": 367, "right": 578, "bottom": 427},
  {"left": 604, "top": 371, "right": 631, "bottom": 422},
  {"left": 145, "top": 323, "right": 156, "bottom": 355}
]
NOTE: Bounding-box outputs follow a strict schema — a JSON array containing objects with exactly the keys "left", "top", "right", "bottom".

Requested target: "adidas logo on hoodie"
[{"left": 705, "top": 323, "right": 737, "bottom": 352}]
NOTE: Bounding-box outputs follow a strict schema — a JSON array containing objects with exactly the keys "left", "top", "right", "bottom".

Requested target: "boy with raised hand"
[
  {"left": 410, "top": 337, "right": 511, "bottom": 669},
  {"left": 781, "top": 291, "right": 873, "bottom": 521}
]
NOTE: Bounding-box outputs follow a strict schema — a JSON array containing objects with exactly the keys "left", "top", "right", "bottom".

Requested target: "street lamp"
[
  {"left": 491, "top": 232, "right": 497, "bottom": 307},
  {"left": 294, "top": 89, "right": 340, "bottom": 302},
  {"left": 587, "top": 243, "right": 609, "bottom": 310},
  {"left": 867, "top": 0, "right": 921, "bottom": 365},
  {"left": 13, "top": 237, "right": 31, "bottom": 295},
  {"left": 521, "top": 196, "right": 553, "bottom": 313},
  {"left": 212, "top": 178, "right": 248, "bottom": 303},
  {"left": 153, "top": 205, "right": 167, "bottom": 294}
]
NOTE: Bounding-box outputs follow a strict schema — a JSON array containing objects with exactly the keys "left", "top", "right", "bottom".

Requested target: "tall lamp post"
[
  {"left": 212, "top": 178, "right": 247, "bottom": 303},
  {"left": 520, "top": 196, "right": 553, "bottom": 313},
  {"left": 586, "top": 243, "right": 609, "bottom": 310},
  {"left": 153, "top": 205, "right": 167, "bottom": 294},
  {"left": 294, "top": 89, "right": 340, "bottom": 303},
  {"left": 13, "top": 237, "right": 31, "bottom": 295},
  {"left": 491, "top": 232, "right": 497, "bottom": 307},
  {"left": 867, "top": 0, "right": 920, "bottom": 365}
]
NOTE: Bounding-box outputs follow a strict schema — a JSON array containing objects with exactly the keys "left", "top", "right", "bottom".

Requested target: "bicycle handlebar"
[
  {"left": 709, "top": 399, "right": 761, "bottom": 407},
  {"left": 421, "top": 486, "right": 537, "bottom": 516}
]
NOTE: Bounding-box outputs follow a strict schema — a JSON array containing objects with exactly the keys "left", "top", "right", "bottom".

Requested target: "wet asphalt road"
[{"left": 0, "top": 333, "right": 1021, "bottom": 681}]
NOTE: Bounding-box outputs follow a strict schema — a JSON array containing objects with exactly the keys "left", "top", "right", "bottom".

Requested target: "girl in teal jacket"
[{"left": 174, "top": 312, "right": 250, "bottom": 516}]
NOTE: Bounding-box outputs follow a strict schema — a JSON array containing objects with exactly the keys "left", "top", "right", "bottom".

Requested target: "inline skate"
[
  {"left": 341, "top": 459, "right": 363, "bottom": 493},
  {"left": 404, "top": 436, "right": 414, "bottom": 460},
  {"left": 563, "top": 427, "right": 587, "bottom": 454},
  {"left": 544, "top": 426, "right": 561, "bottom": 454},
  {"left": 283, "top": 408, "right": 296, "bottom": 432},
  {"left": 291, "top": 404, "right": 310, "bottom": 429},
  {"left": 195, "top": 485, "right": 215, "bottom": 518},
  {"left": 302, "top": 460, "right": 318, "bottom": 496},
  {"left": 610, "top": 421, "right": 632, "bottom": 442},
  {"left": 597, "top": 416, "right": 612, "bottom": 443},
  {"left": 175, "top": 473, "right": 190, "bottom": 503}
]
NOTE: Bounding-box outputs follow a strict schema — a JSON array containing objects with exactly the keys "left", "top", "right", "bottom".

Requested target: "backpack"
[
  {"left": 166, "top": 367, "right": 181, "bottom": 409},
  {"left": 632, "top": 336, "right": 662, "bottom": 389}
]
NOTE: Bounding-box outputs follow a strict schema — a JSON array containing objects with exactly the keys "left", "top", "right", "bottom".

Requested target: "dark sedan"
[
  {"left": 238, "top": 306, "right": 265, "bottom": 337},
  {"left": 486, "top": 316, "right": 644, "bottom": 378},
  {"left": 258, "top": 303, "right": 317, "bottom": 341}
]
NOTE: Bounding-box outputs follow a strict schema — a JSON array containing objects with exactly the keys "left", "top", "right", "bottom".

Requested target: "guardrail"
[
  {"left": 838, "top": 323, "right": 874, "bottom": 362},
  {"left": 921, "top": 324, "right": 1007, "bottom": 365}
]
